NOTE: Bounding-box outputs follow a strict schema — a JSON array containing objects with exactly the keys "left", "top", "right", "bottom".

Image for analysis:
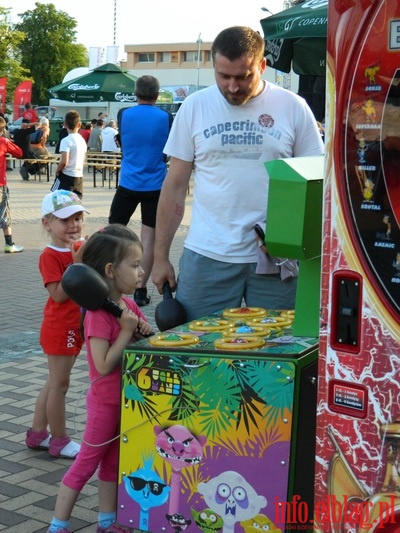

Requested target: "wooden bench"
[
  {"left": 85, "top": 152, "right": 121, "bottom": 188},
  {"left": 7, "top": 154, "right": 60, "bottom": 182}
]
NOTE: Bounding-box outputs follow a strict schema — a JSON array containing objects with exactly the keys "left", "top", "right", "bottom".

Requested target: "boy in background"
[{"left": 52, "top": 111, "right": 87, "bottom": 198}]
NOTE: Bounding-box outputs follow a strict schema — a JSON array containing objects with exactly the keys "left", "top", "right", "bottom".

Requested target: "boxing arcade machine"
[{"left": 314, "top": 1, "right": 400, "bottom": 531}]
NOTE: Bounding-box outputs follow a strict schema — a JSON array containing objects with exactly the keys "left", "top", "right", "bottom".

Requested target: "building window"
[
  {"left": 138, "top": 53, "right": 155, "bottom": 63},
  {"left": 160, "top": 52, "right": 171, "bottom": 63},
  {"left": 184, "top": 51, "right": 201, "bottom": 62}
]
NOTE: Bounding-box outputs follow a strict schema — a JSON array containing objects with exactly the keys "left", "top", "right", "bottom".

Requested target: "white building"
[
  {"left": 120, "top": 41, "right": 299, "bottom": 95},
  {"left": 50, "top": 41, "right": 299, "bottom": 121}
]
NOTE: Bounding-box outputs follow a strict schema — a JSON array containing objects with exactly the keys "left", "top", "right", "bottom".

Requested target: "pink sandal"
[
  {"left": 49, "top": 436, "right": 80, "bottom": 459},
  {"left": 25, "top": 428, "right": 51, "bottom": 450}
]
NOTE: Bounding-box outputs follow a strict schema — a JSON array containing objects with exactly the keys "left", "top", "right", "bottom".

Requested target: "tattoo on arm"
[{"left": 175, "top": 203, "right": 184, "bottom": 216}]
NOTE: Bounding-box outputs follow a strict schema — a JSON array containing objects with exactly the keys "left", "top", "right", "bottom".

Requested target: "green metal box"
[{"left": 264, "top": 156, "right": 324, "bottom": 261}]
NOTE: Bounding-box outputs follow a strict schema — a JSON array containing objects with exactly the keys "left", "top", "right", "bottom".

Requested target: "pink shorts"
[{"left": 40, "top": 324, "right": 84, "bottom": 356}]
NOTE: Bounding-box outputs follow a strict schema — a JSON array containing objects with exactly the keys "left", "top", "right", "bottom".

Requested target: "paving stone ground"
[{"left": 0, "top": 161, "right": 192, "bottom": 531}]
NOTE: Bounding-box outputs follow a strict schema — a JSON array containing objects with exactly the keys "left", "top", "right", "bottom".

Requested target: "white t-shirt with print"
[{"left": 164, "top": 82, "right": 324, "bottom": 263}]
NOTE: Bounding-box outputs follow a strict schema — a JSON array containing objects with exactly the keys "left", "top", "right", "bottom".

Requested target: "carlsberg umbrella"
[
  {"left": 48, "top": 63, "right": 173, "bottom": 115},
  {"left": 261, "top": 0, "right": 328, "bottom": 76},
  {"left": 48, "top": 63, "right": 139, "bottom": 105}
]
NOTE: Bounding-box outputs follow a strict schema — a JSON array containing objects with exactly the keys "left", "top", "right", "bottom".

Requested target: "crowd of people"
[{"left": 1, "top": 25, "right": 324, "bottom": 533}]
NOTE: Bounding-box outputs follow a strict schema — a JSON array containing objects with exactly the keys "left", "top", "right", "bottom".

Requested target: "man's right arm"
[{"left": 152, "top": 156, "right": 193, "bottom": 293}]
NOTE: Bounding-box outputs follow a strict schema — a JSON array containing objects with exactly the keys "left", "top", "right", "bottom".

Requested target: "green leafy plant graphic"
[{"left": 122, "top": 354, "right": 294, "bottom": 440}]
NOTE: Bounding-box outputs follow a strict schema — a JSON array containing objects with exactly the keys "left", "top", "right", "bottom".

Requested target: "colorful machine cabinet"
[
  {"left": 314, "top": 1, "right": 400, "bottom": 531},
  {"left": 117, "top": 311, "right": 318, "bottom": 532}
]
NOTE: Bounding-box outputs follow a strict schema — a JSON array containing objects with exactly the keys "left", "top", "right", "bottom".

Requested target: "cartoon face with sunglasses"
[{"left": 123, "top": 456, "right": 171, "bottom": 530}]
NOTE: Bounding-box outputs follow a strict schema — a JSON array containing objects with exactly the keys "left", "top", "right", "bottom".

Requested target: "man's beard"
[{"left": 222, "top": 90, "right": 252, "bottom": 106}]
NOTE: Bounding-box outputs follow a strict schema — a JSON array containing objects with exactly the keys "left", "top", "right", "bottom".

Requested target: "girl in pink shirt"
[{"left": 48, "top": 224, "right": 152, "bottom": 533}]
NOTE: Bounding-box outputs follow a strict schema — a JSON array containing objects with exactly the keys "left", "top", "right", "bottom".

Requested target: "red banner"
[
  {"left": 0, "top": 78, "right": 6, "bottom": 115},
  {"left": 13, "top": 80, "right": 32, "bottom": 120}
]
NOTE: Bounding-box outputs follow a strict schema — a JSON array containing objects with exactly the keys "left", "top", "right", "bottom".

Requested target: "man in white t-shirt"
[
  {"left": 101, "top": 120, "right": 120, "bottom": 153},
  {"left": 152, "top": 26, "right": 324, "bottom": 321}
]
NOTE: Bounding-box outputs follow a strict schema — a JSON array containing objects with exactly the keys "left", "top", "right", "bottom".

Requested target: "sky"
[{"left": 3, "top": 0, "right": 285, "bottom": 54}]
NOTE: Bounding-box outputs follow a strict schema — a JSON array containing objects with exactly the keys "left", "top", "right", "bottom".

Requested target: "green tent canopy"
[
  {"left": 48, "top": 63, "right": 173, "bottom": 114},
  {"left": 261, "top": 0, "right": 328, "bottom": 76},
  {"left": 157, "top": 88, "right": 174, "bottom": 104},
  {"left": 48, "top": 63, "right": 139, "bottom": 104}
]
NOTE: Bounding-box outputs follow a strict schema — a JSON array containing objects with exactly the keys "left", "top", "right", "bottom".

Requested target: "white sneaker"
[{"left": 4, "top": 243, "right": 24, "bottom": 253}]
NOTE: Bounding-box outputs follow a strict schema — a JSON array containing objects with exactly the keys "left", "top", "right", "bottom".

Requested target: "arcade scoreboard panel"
[{"left": 116, "top": 308, "right": 318, "bottom": 532}]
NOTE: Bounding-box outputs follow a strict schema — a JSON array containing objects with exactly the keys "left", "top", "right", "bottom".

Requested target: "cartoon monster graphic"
[
  {"left": 241, "top": 514, "right": 282, "bottom": 533},
  {"left": 123, "top": 455, "right": 170, "bottom": 531},
  {"left": 197, "top": 471, "right": 267, "bottom": 533},
  {"left": 166, "top": 512, "right": 192, "bottom": 533},
  {"left": 191, "top": 507, "right": 224, "bottom": 533},
  {"left": 155, "top": 424, "right": 207, "bottom": 515}
]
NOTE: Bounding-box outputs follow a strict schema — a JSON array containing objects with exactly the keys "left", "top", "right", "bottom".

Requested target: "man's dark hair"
[
  {"left": 135, "top": 75, "right": 160, "bottom": 101},
  {"left": 211, "top": 26, "right": 265, "bottom": 64}
]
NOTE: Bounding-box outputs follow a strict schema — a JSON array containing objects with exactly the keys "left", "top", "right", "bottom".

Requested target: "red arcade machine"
[{"left": 314, "top": 1, "right": 400, "bottom": 531}]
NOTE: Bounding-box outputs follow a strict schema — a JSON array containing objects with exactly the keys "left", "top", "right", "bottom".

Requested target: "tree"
[
  {"left": 0, "top": 7, "right": 30, "bottom": 112},
  {"left": 15, "top": 2, "right": 88, "bottom": 105}
]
